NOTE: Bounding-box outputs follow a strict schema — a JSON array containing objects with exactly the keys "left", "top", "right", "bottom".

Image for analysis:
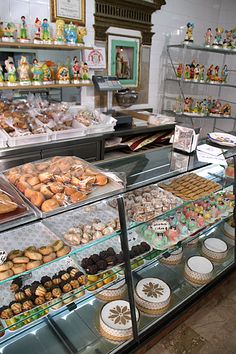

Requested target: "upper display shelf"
[
  {"left": 0, "top": 42, "right": 93, "bottom": 51},
  {"left": 167, "top": 43, "right": 236, "bottom": 55}
]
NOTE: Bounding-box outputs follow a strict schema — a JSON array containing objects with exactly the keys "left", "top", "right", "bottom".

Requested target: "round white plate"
[{"left": 208, "top": 132, "right": 236, "bottom": 147}]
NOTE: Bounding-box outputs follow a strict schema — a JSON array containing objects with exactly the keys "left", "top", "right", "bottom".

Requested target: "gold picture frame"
[{"left": 50, "top": 0, "right": 86, "bottom": 26}]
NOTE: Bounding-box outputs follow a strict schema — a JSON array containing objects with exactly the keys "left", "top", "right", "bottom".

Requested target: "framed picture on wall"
[
  {"left": 50, "top": 0, "right": 85, "bottom": 26},
  {"left": 108, "top": 35, "right": 140, "bottom": 87}
]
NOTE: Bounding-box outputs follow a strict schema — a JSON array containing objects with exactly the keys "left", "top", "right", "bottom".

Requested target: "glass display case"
[{"left": 0, "top": 145, "right": 235, "bottom": 354}]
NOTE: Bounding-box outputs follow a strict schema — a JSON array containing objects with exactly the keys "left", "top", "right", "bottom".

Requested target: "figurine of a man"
[{"left": 20, "top": 16, "right": 27, "bottom": 39}]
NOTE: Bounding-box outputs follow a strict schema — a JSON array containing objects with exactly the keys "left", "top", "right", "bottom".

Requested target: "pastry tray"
[{"left": 1, "top": 129, "right": 51, "bottom": 147}]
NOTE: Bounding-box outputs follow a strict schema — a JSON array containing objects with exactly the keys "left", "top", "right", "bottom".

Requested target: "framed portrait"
[
  {"left": 108, "top": 35, "right": 140, "bottom": 87},
  {"left": 50, "top": 0, "right": 85, "bottom": 26}
]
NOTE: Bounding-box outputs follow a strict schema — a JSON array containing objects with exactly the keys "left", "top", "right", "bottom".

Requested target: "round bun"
[
  {"left": 12, "top": 256, "right": 30, "bottom": 264},
  {"left": 12, "top": 264, "right": 26, "bottom": 275},
  {"left": 24, "top": 251, "right": 42, "bottom": 261},
  {"left": 26, "top": 260, "right": 42, "bottom": 270},
  {"left": 52, "top": 240, "right": 64, "bottom": 252},
  {"left": 38, "top": 246, "right": 54, "bottom": 256}
]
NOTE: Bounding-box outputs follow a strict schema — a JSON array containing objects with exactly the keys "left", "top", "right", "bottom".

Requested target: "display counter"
[{"left": 0, "top": 145, "right": 235, "bottom": 354}]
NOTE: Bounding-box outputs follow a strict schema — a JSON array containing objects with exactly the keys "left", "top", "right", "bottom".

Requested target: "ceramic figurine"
[
  {"left": 19, "top": 16, "right": 29, "bottom": 42},
  {"left": 225, "top": 30, "right": 233, "bottom": 48},
  {"left": 34, "top": 18, "right": 42, "bottom": 42},
  {"left": 190, "top": 61, "right": 195, "bottom": 80},
  {"left": 201, "top": 99, "right": 209, "bottom": 116},
  {"left": 210, "top": 99, "right": 222, "bottom": 116},
  {"left": 2, "top": 22, "right": 16, "bottom": 42},
  {"left": 184, "top": 22, "right": 194, "bottom": 43},
  {"left": 72, "top": 56, "right": 81, "bottom": 83},
  {"left": 0, "top": 65, "right": 4, "bottom": 86},
  {"left": 184, "top": 97, "right": 193, "bottom": 113},
  {"left": 184, "top": 64, "right": 190, "bottom": 80},
  {"left": 18, "top": 56, "right": 31, "bottom": 85},
  {"left": 31, "top": 58, "right": 43, "bottom": 84},
  {"left": 42, "top": 62, "right": 53, "bottom": 84},
  {"left": 221, "top": 103, "right": 231, "bottom": 117},
  {"left": 221, "top": 64, "right": 229, "bottom": 83},
  {"left": 222, "top": 39, "right": 228, "bottom": 50},
  {"left": 41, "top": 18, "right": 51, "bottom": 42},
  {"left": 0, "top": 20, "right": 4, "bottom": 38},
  {"left": 64, "top": 22, "right": 77, "bottom": 45},
  {"left": 213, "top": 26, "right": 224, "bottom": 47},
  {"left": 173, "top": 96, "right": 182, "bottom": 114},
  {"left": 199, "top": 64, "right": 205, "bottom": 82},
  {"left": 193, "top": 101, "right": 201, "bottom": 115},
  {"left": 55, "top": 19, "right": 65, "bottom": 44},
  {"left": 77, "top": 27, "right": 87, "bottom": 45},
  {"left": 193, "top": 64, "right": 200, "bottom": 81},
  {"left": 205, "top": 28, "right": 213, "bottom": 46},
  {"left": 207, "top": 64, "right": 214, "bottom": 81},
  {"left": 57, "top": 65, "right": 70, "bottom": 83},
  {"left": 176, "top": 64, "right": 183, "bottom": 79},
  {"left": 5, "top": 57, "right": 17, "bottom": 85},
  {"left": 214, "top": 65, "right": 220, "bottom": 81},
  {"left": 80, "top": 61, "right": 90, "bottom": 82}
]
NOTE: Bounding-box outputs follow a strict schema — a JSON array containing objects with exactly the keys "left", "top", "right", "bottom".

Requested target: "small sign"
[
  {"left": 0, "top": 250, "right": 7, "bottom": 265},
  {"left": 151, "top": 221, "right": 170, "bottom": 233},
  {"left": 84, "top": 48, "right": 106, "bottom": 69}
]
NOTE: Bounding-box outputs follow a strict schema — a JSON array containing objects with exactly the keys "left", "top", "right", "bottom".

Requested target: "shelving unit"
[
  {"left": 0, "top": 42, "right": 93, "bottom": 51},
  {"left": 0, "top": 83, "right": 93, "bottom": 90}
]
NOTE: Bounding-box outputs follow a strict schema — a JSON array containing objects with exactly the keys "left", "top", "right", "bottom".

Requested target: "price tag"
[
  {"left": 0, "top": 250, "right": 7, "bottom": 265},
  {"left": 151, "top": 221, "right": 170, "bottom": 233}
]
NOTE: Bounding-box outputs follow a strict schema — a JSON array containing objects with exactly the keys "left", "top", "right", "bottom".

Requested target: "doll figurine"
[
  {"left": 57, "top": 65, "right": 70, "bottom": 83},
  {"left": 214, "top": 65, "right": 220, "bottom": 81},
  {"left": 184, "top": 22, "right": 194, "bottom": 43},
  {"left": 0, "top": 21, "right": 3, "bottom": 38},
  {"left": 201, "top": 99, "right": 209, "bottom": 116},
  {"left": 204, "top": 28, "right": 213, "bottom": 46},
  {"left": 77, "top": 27, "right": 87, "bottom": 45},
  {"left": 19, "top": 16, "right": 29, "bottom": 42},
  {"left": 18, "top": 56, "right": 30, "bottom": 84},
  {"left": 42, "top": 62, "right": 53, "bottom": 84},
  {"left": 221, "top": 103, "right": 231, "bottom": 117},
  {"left": 225, "top": 30, "right": 233, "bottom": 48},
  {"left": 207, "top": 64, "right": 214, "bottom": 81},
  {"left": 5, "top": 57, "right": 17, "bottom": 85},
  {"left": 213, "top": 27, "right": 224, "bottom": 47},
  {"left": 55, "top": 19, "right": 65, "bottom": 44},
  {"left": 190, "top": 62, "right": 195, "bottom": 80},
  {"left": 64, "top": 22, "right": 77, "bottom": 45},
  {"left": 199, "top": 64, "right": 205, "bottom": 82},
  {"left": 173, "top": 96, "right": 182, "bottom": 114},
  {"left": 193, "top": 64, "right": 200, "bottom": 81},
  {"left": 184, "top": 64, "right": 190, "bottom": 80},
  {"left": 0, "top": 65, "right": 4, "bottom": 86},
  {"left": 2, "top": 22, "right": 16, "bottom": 42},
  {"left": 176, "top": 64, "right": 183, "bottom": 79},
  {"left": 41, "top": 18, "right": 51, "bottom": 42},
  {"left": 34, "top": 18, "right": 42, "bottom": 42},
  {"left": 72, "top": 56, "right": 81, "bottom": 83},
  {"left": 221, "top": 64, "right": 229, "bottom": 83},
  {"left": 31, "top": 58, "right": 43, "bottom": 84},
  {"left": 80, "top": 61, "right": 90, "bottom": 82},
  {"left": 184, "top": 97, "right": 193, "bottom": 113}
]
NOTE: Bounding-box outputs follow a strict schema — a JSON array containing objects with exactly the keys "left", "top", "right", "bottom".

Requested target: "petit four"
[
  {"left": 202, "top": 237, "right": 228, "bottom": 261},
  {"left": 184, "top": 256, "right": 213, "bottom": 285}
]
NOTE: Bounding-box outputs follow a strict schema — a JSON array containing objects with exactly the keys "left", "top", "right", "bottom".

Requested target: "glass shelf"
[
  {"left": 166, "top": 77, "right": 236, "bottom": 89},
  {"left": 164, "top": 110, "right": 236, "bottom": 120},
  {"left": 167, "top": 43, "right": 236, "bottom": 55}
]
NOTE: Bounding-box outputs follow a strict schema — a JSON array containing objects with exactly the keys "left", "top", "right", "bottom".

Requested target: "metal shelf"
[
  {"left": 167, "top": 43, "right": 236, "bottom": 55},
  {"left": 164, "top": 110, "right": 236, "bottom": 120},
  {"left": 166, "top": 77, "right": 236, "bottom": 89}
]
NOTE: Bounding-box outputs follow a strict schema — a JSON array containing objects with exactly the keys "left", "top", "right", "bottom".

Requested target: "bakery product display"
[
  {"left": 160, "top": 247, "right": 183, "bottom": 265},
  {"left": 223, "top": 217, "right": 235, "bottom": 240},
  {"left": 202, "top": 237, "right": 228, "bottom": 261},
  {"left": 184, "top": 256, "right": 214, "bottom": 285},
  {"left": 5, "top": 156, "right": 111, "bottom": 213},
  {"left": 99, "top": 300, "right": 139, "bottom": 341},
  {"left": 134, "top": 278, "right": 171, "bottom": 315},
  {"left": 96, "top": 279, "right": 126, "bottom": 301},
  {"left": 159, "top": 173, "right": 220, "bottom": 201}
]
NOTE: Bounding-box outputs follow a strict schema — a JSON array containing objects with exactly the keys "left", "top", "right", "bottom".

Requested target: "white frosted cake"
[
  {"left": 224, "top": 217, "right": 235, "bottom": 240},
  {"left": 184, "top": 256, "right": 213, "bottom": 286},
  {"left": 96, "top": 280, "right": 126, "bottom": 301},
  {"left": 134, "top": 278, "right": 171, "bottom": 315},
  {"left": 202, "top": 238, "right": 228, "bottom": 261},
  {"left": 161, "top": 247, "right": 183, "bottom": 265},
  {"left": 100, "top": 300, "right": 139, "bottom": 341}
]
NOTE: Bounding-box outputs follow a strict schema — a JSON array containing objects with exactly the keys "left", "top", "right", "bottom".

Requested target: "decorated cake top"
[
  {"left": 135, "top": 277, "right": 171, "bottom": 303},
  {"left": 187, "top": 256, "right": 213, "bottom": 274},
  {"left": 171, "top": 247, "right": 183, "bottom": 255},
  {"left": 204, "top": 238, "right": 227, "bottom": 253}
]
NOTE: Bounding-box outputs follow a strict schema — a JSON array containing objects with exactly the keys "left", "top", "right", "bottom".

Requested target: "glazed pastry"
[
  {"left": 22, "top": 285, "right": 32, "bottom": 297},
  {"left": 38, "top": 246, "right": 54, "bottom": 256},
  {"left": 24, "top": 250, "right": 42, "bottom": 261},
  {"left": 77, "top": 273, "right": 87, "bottom": 285},
  {"left": 52, "top": 274, "right": 62, "bottom": 285},
  {"left": 30, "top": 191, "right": 45, "bottom": 207},
  {"left": 51, "top": 286, "right": 62, "bottom": 298},
  {"left": 15, "top": 291, "right": 25, "bottom": 301},
  {"left": 60, "top": 280, "right": 72, "bottom": 293},
  {"left": 9, "top": 301, "right": 22, "bottom": 315},
  {"left": 40, "top": 185, "right": 54, "bottom": 199},
  {"left": 22, "top": 299, "right": 34, "bottom": 311},
  {"left": 27, "top": 176, "right": 40, "bottom": 186},
  {"left": 41, "top": 276, "right": 53, "bottom": 289},
  {"left": 0, "top": 269, "right": 13, "bottom": 280},
  {"left": 26, "top": 260, "right": 42, "bottom": 270},
  {"left": 67, "top": 267, "right": 79, "bottom": 278},
  {"left": 12, "top": 256, "right": 29, "bottom": 264},
  {"left": 95, "top": 174, "right": 108, "bottom": 186},
  {"left": 56, "top": 245, "right": 71, "bottom": 258},
  {"left": 48, "top": 182, "right": 64, "bottom": 194},
  {"left": 34, "top": 297, "right": 46, "bottom": 306},
  {"left": 45, "top": 291, "right": 53, "bottom": 301},
  {"left": 8, "top": 250, "right": 23, "bottom": 261},
  {"left": 0, "top": 306, "right": 13, "bottom": 319},
  {"left": 0, "top": 261, "right": 13, "bottom": 272},
  {"left": 52, "top": 240, "right": 64, "bottom": 252},
  {"left": 69, "top": 279, "right": 80, "bottom": 289},
  {"left": 58, "top": 271, "right": 70, "bottom": 281},
  {"left": 32, "top": 284, "right": 47, "bottom": 297},
  {"left": 12, "top": 263, "right": 26, "bottom": 275},
  {"left": 10, "top": 278, "right": 22, "bottom": 293},
  {"left": 43, "top": 252, "right": 57, "bottom": 263},
  {"left": 41, "top": 199, "right": 60, "bottom": 212}
]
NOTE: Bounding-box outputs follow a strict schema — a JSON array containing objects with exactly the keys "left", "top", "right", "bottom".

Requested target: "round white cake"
[
  {"left": 134, "top": 278, "right": 171, "bottom": 315},
  {"left": 184, "top": 256, "right": 213, "bottom": 286},
  {"left": 96, "top": 280, "right": 126, "bottom": 302},
  {"left": 187, "top": 236, "right": 199, "bottom": 247},
  {"left": 224, "top": 218, "right": 235, "bottom": 240},
  {"left": 161, "top": 247, "right": 183, "bottom": 265},
  {"left": 100, "top": 300, "right": 139, "bottom": 342},
  {"left": 202, "top": 238, "right": 228, "bottom": 261}
]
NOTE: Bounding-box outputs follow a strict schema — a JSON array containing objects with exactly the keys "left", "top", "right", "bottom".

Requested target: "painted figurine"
[
  {"left": 214, "top": 65, "right": 220, "bottom": 81},
  {"left": 5, "top": 57, "right": 17, "bottom": 85},
  {"left": 205, "top": 28, "right": 213, "bottom": 46},
  {"left": 34, "top": 18, "right": 42, "bottom": 41},
  {"left": 72, "top": 56, "right": 81, "bottom": 82},
  {"left": 207, "top": 64, "right": 214, "bottom": 81},
  {"left": 173, "top": 96, "right": 182, "bottom": 114},
  {"left": 64, "top": 22, "right": 77, "bottom": 45},
  {"left": 176, "top": 63, "right": 183, "bottom": 79},
  {"left": 190, "top": 61, "right": 195, "bottom": 80},
  {"left": 19, "top": 16, "right": 29, "bottom": 41},
  {"left": 31, "top": 58, "right": 43, "bottom": 83},
  {"left": 0, "top": 65, "right": 4, "bottom": 85},
  {"left": 221, "top": 103, "right": 231, "bottom": 117},
  {"left": 184, "top": 97, "right": 193, "bottom": 113},
  {"left": 55, "top": 19, "right": 65, "bottom": 44},
  {"left": 184, "top": 22, "right": 194, "bottom": 43},
  {"left": 80, "top": 61, "right": 90, "bottom": 81},
  {"left": 0, "top": 20, "right": 4, "bottom": 38},
  {"left": 57, "top": 65, "right": 70, "bottom": 83},
  {"left": 77, "top": 27, "right": 87, "bottom": 44},
  {"left": 199, "top": 64, "right": 205, "bottom": 82},
  {"left": 221, "top": 64, "right": 229, "bottom": 83},
  {"left": 210, "top": 99, "right": 222, "bottom": 115},
  {"left": 2, "top": 22, "right": 16, "bottom": 42},
  {"left": 193, "top": 64, "right": 200, "bottom": 81},
  {"left": 42, "top": 62, "right": 53, "bottom": 84},
  {"left": 41, "top": 18, "right": 51, "bottom": 41},
  {"left": 213, "top": 26, "right": 224, "bottom": 47},
  {"left": 225, "top": 30, "right": 233, "bottom": 48},
  {"left": 18, "top": 56, "right": 30, "bottom": 84},
  {"left": 201, "top": 99, "right": 209, "bottom": 116},
  {"left": 184, "top": 64, "right": 190, "bottom": 80}
]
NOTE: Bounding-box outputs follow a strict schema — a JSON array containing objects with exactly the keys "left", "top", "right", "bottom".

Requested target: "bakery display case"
[{"left": 0, "top": 146, "right": 235, "bottom": 354}]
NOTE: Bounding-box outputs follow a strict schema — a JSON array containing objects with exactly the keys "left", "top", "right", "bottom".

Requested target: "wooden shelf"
[
  {"left": 0, "top": 83, "right": 94, "bottom": 90},
  {"left": 0, "top": 41, "right": 93, "bottom": 51}
]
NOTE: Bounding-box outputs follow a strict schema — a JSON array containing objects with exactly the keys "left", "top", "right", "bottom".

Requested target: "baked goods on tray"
[
  {"left": 4, "top": 156, "right": 111, "bottom": 213},
  {"left": 159, "top": 173, "right": 220, "bottom": 201}
]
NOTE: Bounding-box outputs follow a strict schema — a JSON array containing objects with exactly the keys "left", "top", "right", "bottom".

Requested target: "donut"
[
  {"left": 56, "top": 245, "right": 71, "bottom": 258},
  {"left": 0, "top": 261, "right": 13, "bottom": 272},
  {"left": 38, "top": 246, "right": 54, "bottom": 256},
  {"left": 27, "top": 176, "right": 40, "bottom": 186},
  {"left": 8, "top": 250, "right": 23, "bottom": 261},
  {"left": 26, "top": 260, "right": 42, "bottom": 270},
  {"left": 43, "top": 252, "right": 57, "bottom": 263},
  {"left": 30, "top": 192, "right": 45, "bottom": 207},
  {"left": 51, "top": 240, "right": 64, "bottom": 252},
  {"left": 12, "top": 264, "right": 26, "bottom": 275},
  {"left": 0, "top": 269, "right": 13, "bottom": 281},
  {"left": 41, "top": 199, "right": 60, "bottom": 212},
  {"left": 12, "top": 256, "right": 29, "bottom": 264},
  {"left": 24, "top": 251, "right": 42, "bottom": 261}
]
